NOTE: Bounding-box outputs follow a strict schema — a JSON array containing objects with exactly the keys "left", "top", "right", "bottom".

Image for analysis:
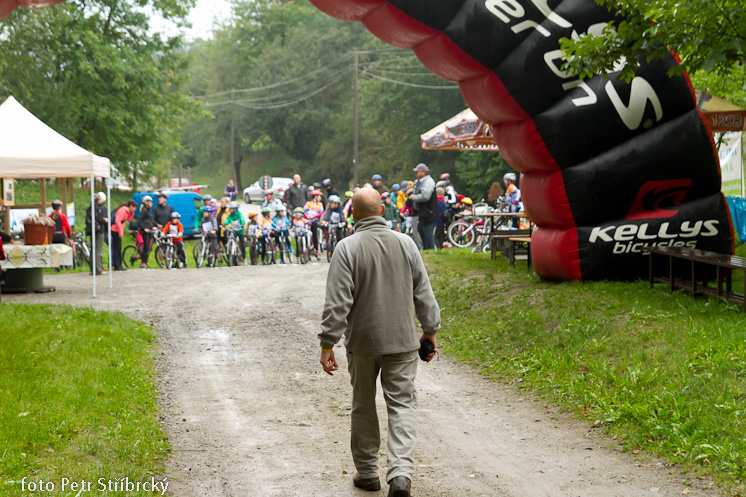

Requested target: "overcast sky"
[{"left": 150, "top": 0, "right": 232, "bottom": 41}]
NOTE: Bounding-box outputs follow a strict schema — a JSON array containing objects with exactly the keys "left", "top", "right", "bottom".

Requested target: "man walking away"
[
  {"left": 409, "top": 163, "right": 438, "bottom": 250},
  {"left": 319, "top": 188, "right": 440, "bottom": 497}
]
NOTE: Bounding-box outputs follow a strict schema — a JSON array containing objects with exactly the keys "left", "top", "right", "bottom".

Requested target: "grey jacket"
[
  {"left": 319, "top": 216, "right": 441, "bottom": 355},
  {"left": 411, "top": 174, "right": 435, "bottom": 204}
]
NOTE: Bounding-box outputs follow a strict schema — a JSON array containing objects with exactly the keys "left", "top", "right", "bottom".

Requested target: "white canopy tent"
[{"left": 0, "top": 95, "right": 112, "bottom": 296}]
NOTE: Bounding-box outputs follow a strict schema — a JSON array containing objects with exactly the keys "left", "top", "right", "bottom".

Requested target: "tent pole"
[
  {"left": 108, "top": 181, "right": 112, "bottom": 288},
  {"left": 40, "top": 178, "right": 46, "bottom": 215},
  {"left": 91, "top": 174, "right": 96, "bottom": 298}
]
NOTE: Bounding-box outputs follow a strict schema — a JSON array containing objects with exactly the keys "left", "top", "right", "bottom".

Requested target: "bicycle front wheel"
[
  {"left": 249, "top": 240, "right": 259, "bottom": 265},
  {"left": 122, "top": 245, "right": 139, "bottom": 269},
  {"left": 155, "top": 245, "right": 166, "bottom": 268},
  {"left": 193, "top": 241, "right": 206, "bottom": 268},
  {"left": 165, "top": 246, "right": 174, "bottom": 269},
  {"left": 227, "top": 240, "right": 237, "bottom": 266}
]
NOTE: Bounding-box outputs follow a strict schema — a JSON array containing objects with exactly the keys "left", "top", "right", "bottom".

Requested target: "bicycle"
[
  {"left": 324, "top": 222, "right": 344, "bottom": 262},
  {"left": 293, "top": 224, "right": 311, "bottom": 264},
  {"left": 272, "top": 228, "right": 293, "bottom": 264},
  {"left": 193, "top": 231, "right": 218, "bottom": 268},
  {"left": 122, "top": 229, "right": 167, "bottom": 268},
  {"left": 72, "top": 232, "right": 91, "bottom": 269},
  {"left": 224, "top": 226, "right": 245, "bottom": 266}
]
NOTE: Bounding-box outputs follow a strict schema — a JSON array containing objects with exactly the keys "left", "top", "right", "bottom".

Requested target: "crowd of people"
[{"left": 70, "top": 164, "right": 521, "bottom": 272}]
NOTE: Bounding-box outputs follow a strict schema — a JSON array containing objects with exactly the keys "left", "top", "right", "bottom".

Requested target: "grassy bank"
[
  {"left": 425, "top": 249, "right": 746, "bottom": 493},
  {"left": 0, "top": 304, "right": 167, "bottom": 496}
]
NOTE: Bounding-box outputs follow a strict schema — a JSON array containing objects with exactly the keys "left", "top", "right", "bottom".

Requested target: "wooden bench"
[
  {"left": 644, "top": 246, "right": 746, "bottom": 311},
  {"left": 490, "top": 228, "right": 531, "bottom": 260},
  {"left": 507, "top": 237, "right": 532, "bottom": 269}
]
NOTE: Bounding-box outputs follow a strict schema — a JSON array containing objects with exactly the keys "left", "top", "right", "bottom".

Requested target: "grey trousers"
[
  {"left": 411, "top": 216, "right": 423, "bottom": 250},
  {"left": 347, "top": 350, "right": 418, "bottom": 483}
]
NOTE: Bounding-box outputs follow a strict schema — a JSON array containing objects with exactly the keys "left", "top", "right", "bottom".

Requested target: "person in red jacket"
[
  {"left": 111, "top": 200, "right": 137, "bottom": 270},
  {"left": 162, "top": 212, "right": 187, "bottom": 268},
  {"left": 50, "top": 199, "right": 72, "bottom": 243}
]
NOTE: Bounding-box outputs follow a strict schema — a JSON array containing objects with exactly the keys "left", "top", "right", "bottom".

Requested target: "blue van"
[{"left": 130, "top": 191, "right": 203, "bottom": 237}]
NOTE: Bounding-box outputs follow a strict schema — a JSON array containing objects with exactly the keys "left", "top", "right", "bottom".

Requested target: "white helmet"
[
  {"left": 328, "top": 195, "right": 341, "bottom": 203},
  {"left": 142, "top": 195, "right": 153, "bottom": 203},
  {"left": 503, "top": 173, "right": 517, "bottom": 182},
  {"left": 228, "top": 201, "right": 239, "bottom": 209}
]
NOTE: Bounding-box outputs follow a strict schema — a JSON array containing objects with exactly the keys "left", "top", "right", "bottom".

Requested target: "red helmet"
[
  {"left": 264, "top": 189, "right": 273, "bottom": 196},
  {"left": 440, "top": 173, "right": 450, "bottom": 180}
]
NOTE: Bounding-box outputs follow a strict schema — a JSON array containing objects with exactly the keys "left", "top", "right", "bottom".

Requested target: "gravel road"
[{"left": 6, "top": 264, "right": 718, "bottom": 497}]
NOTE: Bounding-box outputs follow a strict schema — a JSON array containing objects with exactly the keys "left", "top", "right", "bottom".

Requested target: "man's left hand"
[{"left": 320, "top": 349, "right": 338, "bottom": 376}]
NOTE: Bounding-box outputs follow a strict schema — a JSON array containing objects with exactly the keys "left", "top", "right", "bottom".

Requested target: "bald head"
[{"left": 351, "top": 188, "right": 384, "bottom": 223}]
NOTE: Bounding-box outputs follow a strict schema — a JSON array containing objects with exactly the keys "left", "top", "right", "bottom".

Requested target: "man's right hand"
[{"left": 419, "top": 334, "right": 437, "bottom": 362}]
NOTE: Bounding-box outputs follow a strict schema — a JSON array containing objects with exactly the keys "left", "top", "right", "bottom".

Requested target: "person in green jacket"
[
  {"left": 382, "top": 192, "right": 401, "bottom": 231},
  {"left": 223, "top": 201, "right": 246, "bottom": 260},
  {"left": 194, "top": 194, "right": 214, "bottom": 230}
]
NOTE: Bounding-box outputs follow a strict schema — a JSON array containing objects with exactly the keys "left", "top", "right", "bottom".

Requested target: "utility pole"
[
  {"left": 353, "top": 52, "right": 359, "bottom": 187},
  {"left": 230, "top": 88, "right": 237, "bottom": 188}
]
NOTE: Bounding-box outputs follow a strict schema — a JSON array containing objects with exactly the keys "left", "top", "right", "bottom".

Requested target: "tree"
[{"left": 0, "top": 0, "right": 205, "bottom": 184}]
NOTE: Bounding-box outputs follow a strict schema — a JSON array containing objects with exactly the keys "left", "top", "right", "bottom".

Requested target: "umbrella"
[
  {"left": 421, "top": 108, "right": 499, "bottom": 152},
  {"left": 695, "top": 89, "right": 746, "bottom": 133}
]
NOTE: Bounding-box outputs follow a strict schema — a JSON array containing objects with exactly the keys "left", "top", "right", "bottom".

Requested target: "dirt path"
[{"left": 7, "top": 265, "right": 718, "bottom": 496}]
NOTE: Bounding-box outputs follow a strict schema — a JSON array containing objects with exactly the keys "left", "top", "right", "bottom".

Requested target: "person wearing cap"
[
  {"left": 111, "top": 200, "right": 138, "bottom": 270},
  {"left": 318, "top": 188, "right": 440, "bottom": 497},
  {"left": 286, "top": 174, "right": 310, "bottom": 213},
  {"left": 504, "top": 172, "right": 522, "bottom": 228},
  {"left": 260, "top": 189, "right": 284, "bottom": 217},
  {"left": 372, "top": 174, "right": 389, "bottom": 195},
  {"left": 321, "top": 178, "right": 338, "bottom": 201},
  {"left": 85, "top": 192, "right": 109, "bottom": 275},
  {"left": 392, "top": 183, "right": 406, "bottom": 211},
  {"left": 409, "top": 163, "right": 438, "bottom": 250},
  {"left": 153, "top": 192, "right": 174, "bottom": 229},
  {"left": 137, "top": 195, "right": 158, "bottom": 268},
  {"left": 50, "top": 199, "right": 72, "bottom": 244}
]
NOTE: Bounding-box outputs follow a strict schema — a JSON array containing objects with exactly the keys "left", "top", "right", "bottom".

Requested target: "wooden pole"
[
  {"left": 61, "top": 178, "right": 68, "bottom": 214},
  {"left": 353, "top": 52, "right": 359, "bottom": 187},
  {"left": 157, "top": 174, "right": 162, "bottom": 189},
  {"left": 40, "top": 178, "right": 46, "bottom": 215}
]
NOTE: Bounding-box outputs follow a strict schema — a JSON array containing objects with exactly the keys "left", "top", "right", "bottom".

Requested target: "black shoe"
[
  {"left": 353, "top": 473, "right": 381, "bottom": 492},
  {"left": 387, "top": 477, "right": 411, "bottom": 497},
  {"left": 114, "top": 267, "right": 127, "bottom": 271}
]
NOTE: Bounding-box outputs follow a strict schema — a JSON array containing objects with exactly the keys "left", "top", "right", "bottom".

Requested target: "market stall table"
[
  {"left": 480, "top": 212, "right": 532, "bottom": 260},
  {"left": 0, "top": 243, "right": 73, "bottom": 292}
]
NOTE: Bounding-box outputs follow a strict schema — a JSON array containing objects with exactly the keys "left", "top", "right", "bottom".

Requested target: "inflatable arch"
[{"left": 310, "top": 0, "right": 735, "bottom": 281}]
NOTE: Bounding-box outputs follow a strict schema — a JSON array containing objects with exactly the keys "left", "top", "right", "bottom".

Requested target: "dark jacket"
[
  {"left": 412, "top": 175, "right": 438, "bottom": 223},
  {"left": 374, "top": 184, "right": 389, "bottom": 195},
  {"left": 152, "top": 203, "right": 174, "bottom": 228},
  {"left": 85, "top": 202, "right": 108, "bottom": 236},
  {"left": 138, "top": 206, "right": 157, "bottom": 232},
  {"left": 286, "top": 183, "right": 310, "bottom": 212}
]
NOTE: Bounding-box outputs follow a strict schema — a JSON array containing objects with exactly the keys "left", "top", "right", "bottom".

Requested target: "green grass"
[
  {"left": 425, "top": 248, "right": 746, "bottom": 494},
  {"left": 0, "top": 304, "right": 168, "bottom": 496}
]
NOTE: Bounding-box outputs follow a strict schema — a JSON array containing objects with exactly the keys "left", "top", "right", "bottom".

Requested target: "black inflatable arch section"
[{"left": 310, "top": 0, "right": 735, "bottom": 281}]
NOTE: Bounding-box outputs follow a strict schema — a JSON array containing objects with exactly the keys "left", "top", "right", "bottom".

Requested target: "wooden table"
[
  {"left": 480, "top": 212, "right": 532, "bottom": 260},
  {"left": 507, "top": 237, "right": 532, "bottom": 269},
  {"left": 644, "top": 246, "right": 746, "bottom": 311}
]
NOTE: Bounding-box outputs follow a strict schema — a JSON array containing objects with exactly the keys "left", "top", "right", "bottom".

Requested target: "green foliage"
[
  {"left": 427, "top": 249, "right": 746, "bottom": 492},
  {"left": 182, "top": 0, "right": 502, "bottom": 197},
  {"left": 559, "top": 0, "right": 746, "bottom": 103},
  {"left": 0, "top": 304, "right": 167, "bottom": 496},
  {"left": 0, "top": 0, "right": 205, "bottom": 182}
]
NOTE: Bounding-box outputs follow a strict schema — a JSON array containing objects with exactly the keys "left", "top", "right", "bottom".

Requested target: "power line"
[{"left": 361, "top": 71, "right": 459, "bottom": 90}]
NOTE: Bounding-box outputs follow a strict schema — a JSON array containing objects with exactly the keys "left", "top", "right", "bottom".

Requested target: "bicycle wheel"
[
  {"left": 193, "top": 241, "right": 206, "bottom": 268},
  {"left": 227, "top": 240, "right": 237, "bottom": 266},
  {"left": 249, "top": 240, "right": 259, "bottom": 265},
  {"left": 207, "top": 246, "right": 217, "bottom": 267},
  {"left": 298, "top": 237, "right": 307, "bottom": 264},
  {"left": 326, "top": 232, "right": 336, "bottom": 262},
  {"left": 163, "top": 245, "right": 173, "bottom": 269},
  {"left": 448, "top": 220, "right": 476, "bottom": 248},
  {"left": 79, "top": 242, "right": 91, "bottom": 268},
  {"left": 122, "top": 245, "right": 139, "bottom": 269},
  {"left": 266, "top": 238, "right": 276, "bottom": 265},
  {"left": 284, "top": 236, "right": 293, "bottom": 263},
  {"left": 155, "top": 245, "right": 167, "bottom": 268}
]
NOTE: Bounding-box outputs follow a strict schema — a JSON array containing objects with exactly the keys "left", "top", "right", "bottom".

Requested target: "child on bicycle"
[
  {"left": 304, "top": 190, "right": 325, "bottom": 255},
  {"left": 223, "top": 201, "right": 246, "bottom": 261},
  {"left": 292, "top": 207, "right": 308, "bottom": 263},
  {"left": 199, "top": 205, "right": 220, "bottom": 261},
  {"left": 162, "top": 212, "right": 187, "bottom": 268},
  {"left": 321, "top": 194, "right": 347, "bottom": 243},
  {"left": 271, "top": 205, "right": 291, "bottom": 264},
  {"left": 258, "top": 206, "right": 274, "bottom": 264}
]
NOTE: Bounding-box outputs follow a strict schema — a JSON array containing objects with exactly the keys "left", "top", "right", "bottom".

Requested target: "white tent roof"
[{"left": 0, "top": 96, "right": 110, "bottom": 178}]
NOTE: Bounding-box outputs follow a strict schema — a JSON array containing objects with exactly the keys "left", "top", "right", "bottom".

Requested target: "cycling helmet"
[
  {"left": 503, "top": 172, "right": 517, "bottom": 181},
  {"left": 274, "top": 204, "right": 287, "bottom": 212},
  {"left": 381, "top": 192, "right": 389, "bottom": 199},
  {"left": 311, "top": 190, "right": 322, "bottom": 197},
  {"left": 171, "top": 212, "right": 181, "bottom": 219},
  {"left": 293, "top": 207, "right": 305, "bottom": 214},
  {"left": 264, "top": 189, "right": 273, "bottom": 196},
  {"left": 440, "top": 173, "right": 450, "bottom": 180},
  {"left": 353, "top": 187, "right": 360, "bottom": 193},
  {"left": 158, "top": 192, "right": 168, "bottom": 198},
  {"left": 328, "top": 195, "right": 341, "bottom": 203},
  {"left": 345, "top": 191, "right": 353, "bottom": 198},
  {"left": 400, "top": 180, "right": 409, "bottom": 189},
  {"left": 392, "top": 184, "right": 400, "bottom": 191},
  {"left": 228, "top": 201, "right": 239, "bottom": 209},
  {"left": 321, "top": 179, "right": 331, "bottom": 187},
  {"left": 51, "top": 199, "right": 62, "bottom": 208},
  {"left": 372, "top": 174, "right": 382, "bottom": 181},
  {"left": 248, "top": 212, "right": 258, "bottom": 219},
  {"left": 203, "top": 205, "right": 215, "bottom": 213},
  {"left": 261, "top": 206, "right": 272, "bottom": 214},
  {"left": 142, "top": 195, "right": 153, "bottom": 203},
  {"left": 461, "top": 197, "right": 473, "bottom": 205},
  {"left": 203, "top": 194, "right": 213, "bottom": 201}
]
